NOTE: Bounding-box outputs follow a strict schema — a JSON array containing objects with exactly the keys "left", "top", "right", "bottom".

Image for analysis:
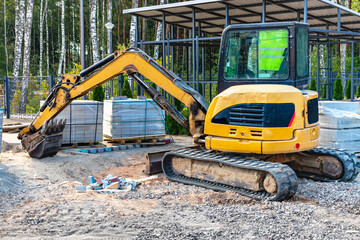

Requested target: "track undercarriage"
[{"left": 162, "top": 148, "right": 360, "bottom": 201}]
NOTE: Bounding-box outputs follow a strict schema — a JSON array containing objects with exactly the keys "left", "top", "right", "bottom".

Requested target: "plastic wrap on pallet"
[
  {"left": 40, "top": 100, "right": 103, "bottom": 144},
  {"left": 103, "top": 99, "right": 165, "bottom": 139},
  {"left": 0, "top": 109, "right": 3, "bottom": 152},
  {"left": 319, "top": 106, "right": 360, "bottom": 129},
  {"left": 319, "top": 106, "right": 360, "bottom": 152},
  {"left": 319, "top": 101, "right": 360, "bottom": 113}
]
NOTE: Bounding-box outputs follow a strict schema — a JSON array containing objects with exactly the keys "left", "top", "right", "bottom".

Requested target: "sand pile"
[{"left": 1, "top": 141, "right": 24, "bottom": 153}]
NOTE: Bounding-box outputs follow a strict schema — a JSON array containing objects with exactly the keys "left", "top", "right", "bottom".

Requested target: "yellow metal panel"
[
  {"left": 205, "top": 136, "right": 262, "bottom": 154},
  {"left": 204, "top": 84, "right": 305, "bottom": 141},
  {"left": 205, "top": 126, "right": 319, "bottom": 154},
  {"left": 262, "top": 127, "right": 319, "bottom": 154}
]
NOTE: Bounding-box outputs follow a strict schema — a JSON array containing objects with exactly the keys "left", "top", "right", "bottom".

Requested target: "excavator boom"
[{"left": 18, "top": 48, "right": 207, "bottom": 158}]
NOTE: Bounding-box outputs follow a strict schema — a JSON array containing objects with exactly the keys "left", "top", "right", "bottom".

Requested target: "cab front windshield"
[{"left": 223, "top": 29, "right": 289, "bottom": 80}]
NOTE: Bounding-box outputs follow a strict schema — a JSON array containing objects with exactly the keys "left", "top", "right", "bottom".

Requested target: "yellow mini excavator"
[{"left": 18, "top": 22, "right": 359, "bottom": 201}]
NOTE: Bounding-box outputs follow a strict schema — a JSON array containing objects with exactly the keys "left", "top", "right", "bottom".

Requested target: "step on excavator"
[{"left": 18, "top": 22, "right": 360, "bottom": 201}]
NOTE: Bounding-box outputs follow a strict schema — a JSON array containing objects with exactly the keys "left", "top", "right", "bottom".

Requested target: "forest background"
[{"left": 0, "top": 0, "right": 360, "bottom": 115}]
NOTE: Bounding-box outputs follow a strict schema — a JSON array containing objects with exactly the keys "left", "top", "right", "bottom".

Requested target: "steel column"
[
  {"left": 351, "top": 41, "right": 354, "bottom": 100},
  {"left": 162, "top": 13, "right": 166, "bottom": 68},
  {"left": 225, "top": 4, "right": 230, "bottom": 26},
  {"left": 192, "top": 9, "right": 196, "bottom": 89},
  {"left": 309, "top": 45, "right": 312, "bottom": 80},
  {"left": 5, "top": 76, "right": 10, "bottom": 119},
  {"left": 262, "top": 0, "right": 266, "bottom": 23},
  {"left": 326, "top": 44, "right": 330, "bottom": 99},
  {"left": 135, "top": 16, "right": 139, "bottom": 48},
  {"left": 317, "top": 44, "right": 320, "bottom": 95},
  {"left": 337, "top": 8, "right": 341, "bottom": 31},
  {"left": 196, "top": 35, "right": 199, "bottom": 91},
  {"left": 304, "top": 0, "right": 308, "bottom": 23}
]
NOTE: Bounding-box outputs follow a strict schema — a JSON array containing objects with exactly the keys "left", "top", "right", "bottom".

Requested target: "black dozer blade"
[{"left": 21, "top": 119, "right": 66, "bottom": 159}]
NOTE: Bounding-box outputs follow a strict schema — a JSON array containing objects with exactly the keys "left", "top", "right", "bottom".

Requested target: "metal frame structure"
[{"left": 125, "top": 0, "right": 360, "bottom": 101}]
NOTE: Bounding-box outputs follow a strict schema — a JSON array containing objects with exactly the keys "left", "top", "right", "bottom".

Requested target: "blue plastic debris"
[
  {"left": 119, "top": 145, "right": 127, "bottom": 150},
  {"left": 131, "top": 182, "right": 137, "bottom": 190},
  {"left": 88, "top": 176, "right": 96, "bottom": 184},
  {"left": 76, "top": 185, "right": 86, "bottom": 192},
  {"left": 111, "top": 146, "right": 120, "bottom": 151},
  {"left": 96, "top": 148, "right": 105, "bottom": 153},
  {"left": 77, "top": 175, "right": 138, "bottom": 193},
  {"left": 104, "top": 147, "right": 112, "bottom": 152},
  {"left": 127, "top": 145, "right": 134, "bottom": 149},
  {"left": 89, "top": 149, "right": 97, "bottom": 154},
  {"left": 104, "top": 174, "right": 113, "bottom": 181}
]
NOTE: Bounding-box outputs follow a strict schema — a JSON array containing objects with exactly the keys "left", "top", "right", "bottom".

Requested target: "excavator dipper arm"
[{"left": 18, "top": 48, "right": 207, "bottom": 158}]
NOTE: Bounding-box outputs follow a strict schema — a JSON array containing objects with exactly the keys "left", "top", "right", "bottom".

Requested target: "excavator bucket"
[{"left": 21, "top": 119, "right": 66, "bottom": 159}]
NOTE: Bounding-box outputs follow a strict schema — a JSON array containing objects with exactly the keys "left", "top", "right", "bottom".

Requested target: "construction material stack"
[
  {"left": 319, "top": 101, "right": 360, "bottom": 152},
  {"left": 40, "top": 100, "right": 103, "bottom": 144},
  {"left": 103, "top": 99, "right": 165, "bottom": 141}
]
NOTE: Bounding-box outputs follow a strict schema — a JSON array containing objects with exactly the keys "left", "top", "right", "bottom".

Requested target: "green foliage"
[
  {"left": 121, "top": 79, "right": 133, "bottom": 98},
  {"left": 309, "top": 76, "right": 317, "bottom": 91},
  {"left": 345, "top": 80, "right": 351, "bottom": 99},
  {"left": 333, "top": 73, "right": 343, "bottom": 100},
  {"left": 356, "top": 85, "right": 360, "bottom": 99},
  {"left": 69, "top": 63, "right": 82, "bottom": 75},
  {"left": 321, "top": 84, "right": 327, "bottom": 99},
  {"left": 165, "top": 109, "right": 190, "bottom": 135},
  {"left": 173, "top": 98, "right": 184, "bottom": 111},
  {"left": 92, "top": 86, "right": 105, "bottom": 102}
]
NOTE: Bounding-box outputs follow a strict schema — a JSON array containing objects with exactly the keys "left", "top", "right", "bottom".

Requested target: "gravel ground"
[{"left": 0, "top": 134, "right": 360, "bottom": 239}]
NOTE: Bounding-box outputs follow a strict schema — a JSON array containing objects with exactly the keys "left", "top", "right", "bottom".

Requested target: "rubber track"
[
  {"left": 301, "top": 147, "right": 360, "bottom": 182},
  {"left": 162, "top": 148, "right": 298, "bottom": 201}
]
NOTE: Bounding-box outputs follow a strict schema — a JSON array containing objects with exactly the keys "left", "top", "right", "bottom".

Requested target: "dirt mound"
[
  {"left": 94, "top": 163, "right": 147, "bottom": 180},
  {"left": 1, "top": 141, "right": 24, "bottom": 153}
]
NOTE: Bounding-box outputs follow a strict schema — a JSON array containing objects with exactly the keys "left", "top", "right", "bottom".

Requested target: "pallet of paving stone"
[
  {"left": 319, "top": 104, "right": 360, "bottom": 152},
  {"left": 40, "top": 100, "right": 103, "bottom": 144},
  {"left": 103, "top": 99, "right": 165, "bottom": 140}
]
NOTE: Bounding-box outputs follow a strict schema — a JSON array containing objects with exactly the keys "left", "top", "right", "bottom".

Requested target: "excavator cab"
[{"left": 218, "top": 22, "right": 309, "bottom": 92}]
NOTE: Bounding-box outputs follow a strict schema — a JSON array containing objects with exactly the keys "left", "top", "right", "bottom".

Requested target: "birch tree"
[
  {"left": 72, "top": 1, "right": 76, "bottom": 67},
  {"left": 108, "top": 0, "right": 112, "bottom": 52},
  {"left": 19, "top": 0, "right": 34, "bottom": 113},
  {"left": 39, "top": 0, "right": 48, "bottom": 77},
  {"left": 154, "top": 0, "right": 165, "bottom": 59},
  {"left": 46, "top": 9, "right": 49, "bottom": 75},
  {"left": 57, "top": 0, "right": 65, "bottom": 76},
  {"left": 11, "top": 0, "right": 26, "bottom": 101},
  {"left": 90, "top": 0, "right": 100, "bottom": 62},
  {"left": 129, "top": 0, "right": 138, "bottom": 48},
  {"left": 129, "top": 0, "right": 138, "bottom": 91},
  {"left": 3, "top": 0, "right": 9, "bottom": 76}
]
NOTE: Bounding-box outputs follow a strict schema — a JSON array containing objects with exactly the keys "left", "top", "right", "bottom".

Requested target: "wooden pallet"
[{"left": 104, "top": 135, "right": 165, "bottom": 145}]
